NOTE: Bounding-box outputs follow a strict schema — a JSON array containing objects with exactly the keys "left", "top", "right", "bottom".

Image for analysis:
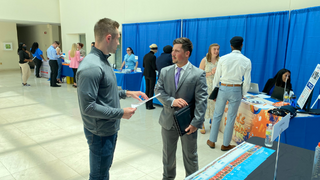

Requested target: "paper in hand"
[{"left": 131, "top": 93, "right": 161, "bottom": 108}]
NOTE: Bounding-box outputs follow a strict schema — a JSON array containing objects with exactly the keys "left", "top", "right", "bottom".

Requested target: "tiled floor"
[{"left": 0, "top": 70, "right": 233, "bottom": 180}]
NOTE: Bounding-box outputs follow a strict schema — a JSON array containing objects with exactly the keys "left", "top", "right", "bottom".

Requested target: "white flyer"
[{"left": 131, "top": 93, "right": 161, "bottom": 108}]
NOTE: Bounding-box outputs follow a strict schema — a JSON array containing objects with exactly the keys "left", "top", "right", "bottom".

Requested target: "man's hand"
[
  {"left": 126, "top": 91, "right": 148, "bottom": 101},
  {"left": 172, "top": 98, "right": 188, "bottom": 108},
  {"left": 185, "top": 125, "right": 197, "bottom": 135},
  {"left": 122, "top": 107, "right": 137, "bottom": 119}
]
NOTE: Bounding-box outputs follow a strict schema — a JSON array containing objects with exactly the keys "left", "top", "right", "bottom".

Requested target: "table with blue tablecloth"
[
  {"left": 223, "top": 94, "right": 320, "bottom": 151},
  {"left": 61, "top": 63, "right": 73, "bottom": 77},
  {"left": 263, "top": 97, "right": 320, "bottom": 151},
  {"left": 114, "top": 70, "right": 143, "bottom": 91}
]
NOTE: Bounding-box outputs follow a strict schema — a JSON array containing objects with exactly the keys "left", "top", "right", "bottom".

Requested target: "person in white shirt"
[{"left": 207, "top": 36, "right": 251, "bottom": 151}]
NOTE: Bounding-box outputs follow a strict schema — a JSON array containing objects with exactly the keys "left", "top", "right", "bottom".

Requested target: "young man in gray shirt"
[{"left": 77, "top": 18, "right": 148, "bottom": 180}]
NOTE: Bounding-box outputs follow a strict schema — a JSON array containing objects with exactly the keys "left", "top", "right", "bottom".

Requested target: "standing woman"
[
  {"left": 69, "top": 43, "right": 84, "bottom": 88},
  {"left": 199, "top": 43, "right": 220, "bottom": 134},
  {"left": 18, "top": 43, "right": 33, "bottom": 86},
  {"left": 120, "top": 47, "right": 138, "bottom": 70},
  {"left": 77, "top": 43, "right": 85, "bottom": 58},
  {"left": 56, "top": 43, "right": 63, "bottom": 83},
  {"left": 30, "top": 42, "right": 47, "bottom": 78}
]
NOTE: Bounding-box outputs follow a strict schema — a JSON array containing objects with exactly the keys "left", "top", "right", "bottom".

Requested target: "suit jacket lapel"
[
  {"left": 169, "top": 66, "right": 176, "bottom": 95},
  {"left": 176, "top": 64, "right": 192, "bottom": 92}
]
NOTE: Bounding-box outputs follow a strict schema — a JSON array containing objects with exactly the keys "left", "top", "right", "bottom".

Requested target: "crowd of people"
[
  {"left": 17, "top": 41, "right": 86, "bottom": 88},
  {"left": 16, "top": 17, "right": 294, "bottom": 180}
]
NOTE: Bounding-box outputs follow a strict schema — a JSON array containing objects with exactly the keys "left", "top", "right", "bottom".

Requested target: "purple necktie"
[{"left": 175, "top": 67, "right": 182, "bottom": 89}]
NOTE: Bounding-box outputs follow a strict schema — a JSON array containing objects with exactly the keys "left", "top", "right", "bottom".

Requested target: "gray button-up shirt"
[{"left": 77, "top": 47, "right": 126, "bottom": 136}]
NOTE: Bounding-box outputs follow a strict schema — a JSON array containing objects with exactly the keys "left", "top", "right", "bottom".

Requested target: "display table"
[
  {"left": 61, "top": 63, "right": 73, "bottom": 77},
  {"left": 187, "top": 137, "right": 314, "bottom": 179},
  {"left": 218, "top": 94, "right": 320, "bottom": 151},
  {"left": 246, "top": 137, "right": 314, "bottom": 180},
  {"left": 114, "top": 70, "right": 143, "bottom": 91}
]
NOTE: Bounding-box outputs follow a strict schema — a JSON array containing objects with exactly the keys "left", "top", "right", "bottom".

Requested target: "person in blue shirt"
[
  {"left": 47, "top": 41, "right": 62, "bottom": 87},
  {"left": 30, "top": 42, "right": 47, "bottom": 78},
  {"left": 120, "top": 47, "right": 138, "bottom": 70}
]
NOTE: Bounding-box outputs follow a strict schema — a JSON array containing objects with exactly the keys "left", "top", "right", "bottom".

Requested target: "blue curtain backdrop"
[
  {"left": 285, "top": 6, "right": 320, "bottom": 108},
  {"left": 183, "top": 11, "right": 289, "bottom": 91},
  {"left": 122, "top": 20, "right": 181, "bottom": 69}
]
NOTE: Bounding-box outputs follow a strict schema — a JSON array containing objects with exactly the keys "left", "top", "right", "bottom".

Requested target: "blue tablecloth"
[
  {"left": 114, "top": 70, "right": 143, "bottom": 91},
  {"left": 258, "top": 95, "right": 320, "bottom": 151},
  {"left": 61, "top": 64, "right": 73, "bottom": 77},
  {"left": 140, "top": 76, "right": 162, "bottom": 106},
  {"left": 279, "top": 114, "right": 320, "bottom": 151}
]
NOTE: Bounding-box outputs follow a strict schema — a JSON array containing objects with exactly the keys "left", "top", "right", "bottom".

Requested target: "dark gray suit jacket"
[{"left": 155, "top": 62, "right": 208, "bottom": 130}]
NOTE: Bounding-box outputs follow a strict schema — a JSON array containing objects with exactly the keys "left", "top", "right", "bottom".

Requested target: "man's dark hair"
[
  {"left": 94, "top": 18, "right": 119, "bottom": 42},
  {"left": 54, "top": 41, "right": 60, "bottom": 45},
  {"left": 173, "top": 37, "right": 193, "bottom": 57}
]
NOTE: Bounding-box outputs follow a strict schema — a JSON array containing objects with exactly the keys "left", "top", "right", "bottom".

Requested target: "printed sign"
[{"left": 297, "top": 64, "right": 320, "bottom": 108}]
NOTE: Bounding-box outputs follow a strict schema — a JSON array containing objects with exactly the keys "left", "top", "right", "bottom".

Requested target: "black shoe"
[
  {"left": 147, "top": 106, "right": 156, "bottom": 110},
  {"left": 51, "top": 84, "right": 61, "bottom": 87}
]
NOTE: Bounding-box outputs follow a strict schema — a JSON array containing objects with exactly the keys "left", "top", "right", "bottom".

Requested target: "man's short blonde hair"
[{"left": 94, "top": 18, "right": 119, "bottom": 43}]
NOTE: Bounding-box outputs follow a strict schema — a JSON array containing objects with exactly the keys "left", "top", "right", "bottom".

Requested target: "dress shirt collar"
[
  {"left": 232, "top": 50, "right": 241, "bottom": 54},
  {"left": 174, "top": 61, "right": 190, "bottom": 71}
]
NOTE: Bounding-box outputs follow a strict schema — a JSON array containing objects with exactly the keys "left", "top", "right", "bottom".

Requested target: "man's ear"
[
  {"left": 185, "top": 51, "right": 190, "bottom": 58},
  {"left": 105, "top": 34, "right": 112, "bottom": 43}
]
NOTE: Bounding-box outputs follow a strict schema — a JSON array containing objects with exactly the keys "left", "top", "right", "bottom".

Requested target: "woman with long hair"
[
  {"left": 69, "top": 43, "right": 84, "bottom": 88},
  {"left": 199, "top": 43, "right": 220, "bottom": 134},
  {"left": 262, "top": 69, "right": 292, "bottom": 95},
  {"left": 120, "top": 47, "right": 137, "bottom": 70},
  {"left": 18, "top": 43, "right": 33, "bottom": 86},
  {"left": 30, "top": 42, "right": 47, "bottom": 78}
]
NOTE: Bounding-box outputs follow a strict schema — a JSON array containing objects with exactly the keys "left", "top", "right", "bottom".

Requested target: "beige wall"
[
  {"left": 59, "top": 0, "right": 320, "bottom": 57},
  {"left": 0, "top": 0, "right": 60, "bottom": 24},
  {"left": 0, "top": 22, "right": 19, "bottom": 70}
]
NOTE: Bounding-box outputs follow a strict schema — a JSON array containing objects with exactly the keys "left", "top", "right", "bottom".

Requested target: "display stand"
[{"left": 271, "top": 114, "right": 290, "bottom": 180}]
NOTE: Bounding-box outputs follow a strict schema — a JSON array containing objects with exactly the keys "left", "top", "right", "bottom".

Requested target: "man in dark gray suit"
[{"left": 155, "top": 37, "right": 208, "bottom": 179}]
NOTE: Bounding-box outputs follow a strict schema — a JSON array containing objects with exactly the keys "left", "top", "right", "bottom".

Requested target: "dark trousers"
[
  {"left": 72, "top": 68, "right": 77, "bottom": 83},
  {"left": 34, "top": 58, "right": 42, "bottom": 77},
  {"left": 84, "top": 128, "right": 117, "bottom": 180},
  {"left": 145, "top": 77, "right": 156, "bottom": 108},
  {"left": 49, "top": 60, "right": 58, "bottom": 86}
]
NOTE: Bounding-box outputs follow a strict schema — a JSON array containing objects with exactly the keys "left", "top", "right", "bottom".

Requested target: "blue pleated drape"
[
  {"left": 285, "top": 6, "right": 320, "bottom": 107},
  {"left": 122, "top": 6, "right": 320, "bottom": 107},
  {"left": 182, "top": 11, "right": 289, "bottom": 91},
  {"left": 122, "top": 20, "right": 181, "bottom": 69}
]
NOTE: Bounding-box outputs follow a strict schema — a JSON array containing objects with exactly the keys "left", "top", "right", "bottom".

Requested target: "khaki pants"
[{"left": 19, "top": 63, "right": 31, "bottom": 84}]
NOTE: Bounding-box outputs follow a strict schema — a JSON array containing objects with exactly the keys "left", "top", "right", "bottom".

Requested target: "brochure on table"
[
  {"left": 185, "top": 142, "right": 275, "bottom": 180},
  {"left": 297, "top": 64, "right": 320, "bottom": 108}
]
